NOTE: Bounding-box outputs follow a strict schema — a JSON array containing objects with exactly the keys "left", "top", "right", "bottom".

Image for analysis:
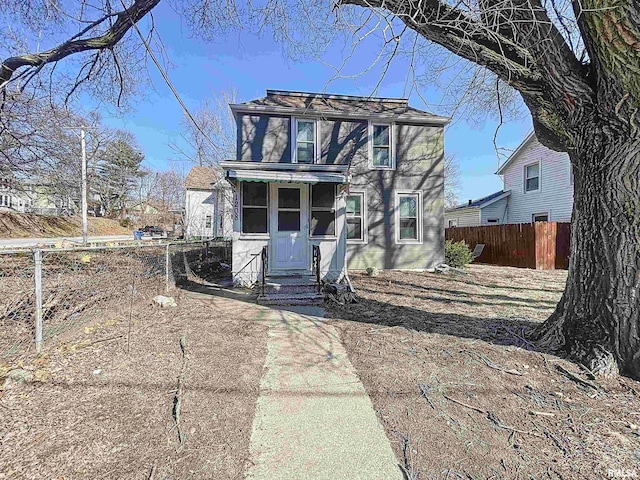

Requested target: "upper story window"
[
  {"left": 294, "top": 118, "right": 316, "bottom": 164},
  {"left": 525, "top": 162, "right": 540, "bottom": 192},
  {"left": 370, "top": 123, "right": 394, "bottom": 169}
]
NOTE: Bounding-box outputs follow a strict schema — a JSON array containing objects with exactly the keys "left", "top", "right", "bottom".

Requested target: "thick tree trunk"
[{"left": 533, "top": 127, "right": 640, "bottom": 378}]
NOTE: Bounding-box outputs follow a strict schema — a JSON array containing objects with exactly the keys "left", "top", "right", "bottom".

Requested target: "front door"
[{"left": 270, "top": 184, "right": 308, "bottom": 271}]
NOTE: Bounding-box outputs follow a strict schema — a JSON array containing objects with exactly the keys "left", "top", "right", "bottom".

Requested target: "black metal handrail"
[
  {"left": 261, "top": 245, "right": 268, "bottom": 296},
  {"left": 312, "top": 245, "right": 321, "bottom": 291}
]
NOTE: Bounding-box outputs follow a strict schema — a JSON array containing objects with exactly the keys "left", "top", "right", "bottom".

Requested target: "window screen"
[
  {"left": 310, "top": 184, "right": 335, "bottom": 236},
  {"left": 242, "top": 183, "right": 268, "bottom": 233}
]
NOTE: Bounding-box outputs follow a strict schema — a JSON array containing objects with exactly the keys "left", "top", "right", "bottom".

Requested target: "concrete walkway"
[{"left": 246, "top": 306, "right": 403, "bottom": 480}]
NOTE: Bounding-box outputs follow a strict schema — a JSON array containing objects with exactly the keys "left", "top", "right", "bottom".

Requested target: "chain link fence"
[{"left": 0, "top": 241, "right": 231, "bottom": 362}]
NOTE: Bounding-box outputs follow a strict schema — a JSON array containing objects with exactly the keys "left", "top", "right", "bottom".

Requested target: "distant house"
[
  {"left": 445, "top": 133, "right": 573, "bottom": 227},
  {"left": 445, "top": 191, "right": 511, "bottom": 227},
  {"left": 184, "top": 166, "right": 232, "bottom": 239},
  {"left": 0, "top": 170, "right": 34, "bottom": 213}
]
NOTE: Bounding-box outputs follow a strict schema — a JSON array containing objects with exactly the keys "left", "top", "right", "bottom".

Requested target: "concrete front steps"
[{"left": 256, "top": 275, "right": 324, "bottom": 306}]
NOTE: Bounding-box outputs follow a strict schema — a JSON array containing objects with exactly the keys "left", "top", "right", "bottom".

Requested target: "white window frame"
[
  {"left": 532, "top": 212, "right": 549, "bottom": 222},
  {"left": 447, "top": 218, "right": 458, "bottom": 228},
  {"left": 524, "top": 161, "right": 541, "bottom": 193},
  {"left": 395, "top": 190, "right": 423, "bottom": 244},
  {"left": 346, "top": 190, "right": 367, "bottom": 244},
  {"left": 368, "top": 122, "right": 395, "bottom": 170},
  {"left": 292, "top": 117, "right": 319, "bottom": 164}
]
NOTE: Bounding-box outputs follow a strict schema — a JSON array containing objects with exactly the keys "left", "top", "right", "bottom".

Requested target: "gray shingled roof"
[
  {"left": 447, "top": 190, "right": 510, "bottom": 212},
  {"left": 231, "top": 90, "right": 449, "bottom": 122}
]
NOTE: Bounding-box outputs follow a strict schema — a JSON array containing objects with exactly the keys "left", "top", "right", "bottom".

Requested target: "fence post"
[
  {"left": 165, "top": 243, "right": 170, "bottom": 293},
  {"left": 34, "top": 249, "right": 43, "bottom": 354}
]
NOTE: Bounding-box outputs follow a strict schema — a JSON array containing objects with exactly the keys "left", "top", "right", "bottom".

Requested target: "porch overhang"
[{"left": 224, "top": 169, "right": 349, "bottom": 184}]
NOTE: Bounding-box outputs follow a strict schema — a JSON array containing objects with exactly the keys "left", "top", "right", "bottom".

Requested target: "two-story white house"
[
  {"left": 445, "top": 132, "right": 573, "bottom": 227},
  {"left": 184, "top": 166, "right": 232, "bottom": 240}
]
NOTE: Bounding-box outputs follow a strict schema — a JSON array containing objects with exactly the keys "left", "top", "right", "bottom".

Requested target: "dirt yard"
[
  {"left": 0, "top": 212, "right": 132, "bottom": 238},
  {"left": 327, "top": 266, "right": 640, "bottom": 479},
  {"left": 0, "top": 289, "right": 267, "bottom": 480}
]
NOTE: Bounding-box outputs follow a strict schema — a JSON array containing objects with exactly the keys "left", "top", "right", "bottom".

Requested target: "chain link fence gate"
[{"left": 0, "top": 241, "right": 231, "bottom": 363}]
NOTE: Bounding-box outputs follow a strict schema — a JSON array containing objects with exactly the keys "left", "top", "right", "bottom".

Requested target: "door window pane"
[
  {"left": 278, "top": 188, "right": 300, "bottom": 209},
  {"left": 278, "top": 211, "right": 301, "bottom": 231}
]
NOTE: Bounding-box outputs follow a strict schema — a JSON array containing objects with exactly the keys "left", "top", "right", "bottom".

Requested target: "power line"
[{"left": 126, "top": 14, "right": 219, "bottom": 153}]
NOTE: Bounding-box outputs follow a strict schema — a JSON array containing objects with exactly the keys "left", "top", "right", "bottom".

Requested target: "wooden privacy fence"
[{"left": 445, "top": 222, "right": 571, "bottom": 270}]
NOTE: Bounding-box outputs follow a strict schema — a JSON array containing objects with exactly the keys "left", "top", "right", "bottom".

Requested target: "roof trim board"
[{"left": 496, "top": 132, "right": 536, "bottom": 175}]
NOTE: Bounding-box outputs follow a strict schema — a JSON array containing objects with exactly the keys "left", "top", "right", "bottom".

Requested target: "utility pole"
[{"left": 80, "top": 128, "right": 88, "bottom": 245}]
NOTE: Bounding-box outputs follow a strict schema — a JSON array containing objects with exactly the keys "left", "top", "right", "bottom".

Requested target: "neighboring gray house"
[
  {"left": 445, "top": 132, "right": 573, "bottom": 227},
  {"left": 221, "top": 89, "right": 449, "bottom": 286},
  {"left": 184, "top": 166, "right": 232, "bottom": 239}
]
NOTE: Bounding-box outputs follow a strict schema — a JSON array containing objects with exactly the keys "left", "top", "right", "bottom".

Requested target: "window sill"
[
  {"left": 347, "top": 239, "right": 368, "bottom": 245},
  {"left": 524, "top": 189, "right": 540, "bottom": 194},
  {"left": 239, "top": 233, "right": 269, "bottom": 240},
  {"left": 395, "top": 240, "right": 423, "bottom": 245},
  {"left": 310, "top": 235, "right": 338, "bottom": 240},
  {"left": 369, "top": 166, "right": 395, "bottom": 171}
]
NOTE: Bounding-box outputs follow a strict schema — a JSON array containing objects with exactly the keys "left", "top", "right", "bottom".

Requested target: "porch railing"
[
  {"left": 261, "top": 245, "right": 268, "bottom": 297},
  {"left": 312, "top": 245, "right": 321, "bottom": 291}
]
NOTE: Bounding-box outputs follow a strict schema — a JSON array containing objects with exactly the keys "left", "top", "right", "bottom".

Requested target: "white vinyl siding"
[
  {"left": 444, "top": 208, "right": 480, "bottom": 227},
  {"left": 480, "top": 197, "right": 508, "bottom": 225},
  {"left": 501, "top": 136, "right": 573, "bottom": 224}
]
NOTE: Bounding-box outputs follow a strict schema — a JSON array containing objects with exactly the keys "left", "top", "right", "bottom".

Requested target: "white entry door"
[{"left": 270, "top": 184, "right": 308, "bottom": 271}]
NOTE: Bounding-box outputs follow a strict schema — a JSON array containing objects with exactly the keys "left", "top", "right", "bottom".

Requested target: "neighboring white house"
[
  {"left": 445, "top": 190, "right": 511, "bottom": 227},
  {"left": 445, "top": 132, "right": 573, "bottom": 227},
  {"left": 0, "top": 171, "right": 34, "bottom": 213},
  {"left": 184, "top": 166, "right": 232, "bottom": 239}
]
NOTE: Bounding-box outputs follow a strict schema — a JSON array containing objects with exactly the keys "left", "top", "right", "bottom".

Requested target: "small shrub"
[
  {"left": 365, "top": 267, "right": 379, "bottom": 277},
  {"left": 119, "top": 218, "right": 132, "bottom": 228},
  {"left": 445, "top": 240, "right": 473, "bottom": 268}
]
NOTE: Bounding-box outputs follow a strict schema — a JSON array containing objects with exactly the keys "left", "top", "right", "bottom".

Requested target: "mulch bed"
[
  {"left": 327, "top": 266, "right": 640, "bottom": 479},
  {"left": 0, "top": 290, "right": 267, "bottom": 479}
]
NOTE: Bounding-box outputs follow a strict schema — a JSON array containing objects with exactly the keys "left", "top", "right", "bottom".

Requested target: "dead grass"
[
  {"left": 0, "top": 290, "right": 267, "bottom": 479},
  {"left": 327, "top": 265, "right": 640, "bottom": 479},
  {"left": 0, "top": 212, "right": 132, "bottom": 239}
]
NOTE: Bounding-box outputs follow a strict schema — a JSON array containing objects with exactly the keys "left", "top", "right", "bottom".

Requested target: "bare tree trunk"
[{"left": 534, "top": 128, "right": 640, "bottom": 378}]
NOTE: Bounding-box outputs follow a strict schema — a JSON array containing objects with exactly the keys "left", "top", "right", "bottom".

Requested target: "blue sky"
[{"left": 97, "top": 3, "right": 532, "bottom": 204}]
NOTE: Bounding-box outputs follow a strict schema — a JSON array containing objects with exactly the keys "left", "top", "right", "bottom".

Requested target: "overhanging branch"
[{"left": 0, "top": 0, "right": 161, "bottom": 89}]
